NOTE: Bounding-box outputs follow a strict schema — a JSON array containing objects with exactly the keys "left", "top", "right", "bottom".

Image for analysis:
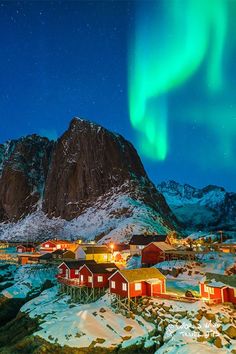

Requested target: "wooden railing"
[{"left": 57, "top": 276, "right": 82, "bottom": 287}]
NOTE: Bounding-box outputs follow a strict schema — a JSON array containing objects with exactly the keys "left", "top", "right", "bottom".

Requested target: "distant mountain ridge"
[
  {"left": 0, "top": 118, "right": 179, "bottom": 242},
  {"left": 157, "top": 180, "right": 236, "bottom": 232}
]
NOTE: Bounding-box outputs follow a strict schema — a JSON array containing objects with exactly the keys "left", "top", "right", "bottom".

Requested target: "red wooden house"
[
  {"left": 17, "top": 244, "right": 36, "bottom": 253},
  {"left": 199, "top": 273, "right": 236, "bottom": 304},
  {"left": 57, "top": 260, "right": 97, "bottom": 279},
  {"left": 129, "top": 234, "right": 170, "bottom": 255},
  {"left": 109, "top": 268, "right": 166, "bottom": 298},
  {"left": 141, "top": 242, "right": 175, "bottom": 266},
  {"left": 39, "top": 239, "right": 74, "bottom": 253},
  {"left": 79, "top": 263, "right": 118, "bottom": 288}
]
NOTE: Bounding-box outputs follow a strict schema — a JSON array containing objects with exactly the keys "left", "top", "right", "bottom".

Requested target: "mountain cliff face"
[
  {"left": 0, "top": 118, "right": 178, "bottom": 241},
  {"left": 157, "top": 180, "right": 236, "bottom": 232},
  {"left": 0, "top": 136, "right": 53, "bottom": 221}
]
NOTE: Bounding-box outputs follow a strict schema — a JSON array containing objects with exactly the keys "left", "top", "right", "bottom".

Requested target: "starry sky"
[{"left": 0, "top": 0, "right": 235, "bottom": 191}]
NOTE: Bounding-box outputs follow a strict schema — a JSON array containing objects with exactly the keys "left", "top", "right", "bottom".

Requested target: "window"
[
  {"left": 122, "top": 283, "right": 127, "bottom": 291},
  {"left": 111, "top": 281, "right": 116, "bottom": 289},
  {"left": 97, "top": 276, "right": 103, "bottom": 282},
  {"left": 80, "top": 275, "right": 84, "bottom": 282},
  {"left": 75, "top": 270, "right": 79, "bottom": 275},
  {"left": 209, "top": 287, "right": 214, "bottom": 295},
  {"left": 88, "top": 276, "right": 92, "bottom": 283},
  {"left": 59, "top": 268, "right": 63, "bottom": 274},
  {"left": 234, "top": 288, "right": 236, "bottom": 297},
  {"left": 135, "top": 283, "right": 141, "bottom": 291},
  {"left": 45, "top": 244, "right": 49, "bottom": 248},
  {"left": 204, "top": 284, "right": 214, "bottom": 295},
  {"left": 138, "top": 245, "right": 144, "bottom": 250}
]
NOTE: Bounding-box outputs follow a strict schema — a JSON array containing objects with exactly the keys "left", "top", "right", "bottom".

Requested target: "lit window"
[
  {"left": 80, "top": 275, "right": 84, "bottom": 282},
  {"left": 135, "top": 283, "right": 141, "bottom": 291},
  {"left": 204, "top": 285, "right": 214, "bottom": 295},
  {"left": 45, "top": 244, "right": 49, "bottom": 248},
  {"left": 88, "top": 276, "right": 92, "bottom": 282},
  {"left": 234, "top": 288, "right": 236, "bottom": 297},
  {"left": 97, "top": 276, "right": 103, "bottom": 282},
  {"left": 111, "top": 281, "right": 116, "bottom": 289},
  {"left": 75, "top": 270, "right": 79, "bottom": 275},
  {"left": 209, "top": 287, "right": 214, "bottom": 295},
  {"left": 122, "top": 283, "right": 127, "bottom": 291}
]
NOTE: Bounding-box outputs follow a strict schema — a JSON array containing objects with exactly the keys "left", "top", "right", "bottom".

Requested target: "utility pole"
[{"left": 218, "top": 230, "right": 223, "bottom": 244}]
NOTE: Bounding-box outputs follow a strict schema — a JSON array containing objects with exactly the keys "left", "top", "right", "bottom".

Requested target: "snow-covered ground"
[
  {"left": 0, "top": 187, "right": 172, "bottom": 243},
  {"left": 22, "top": 286, "right": 155, "bottom": 349},
  {"left": 156, "top": 252, "right": 235, "bottom": 276},
  {"left": 1, "top": 264, "right": 57, "bottom": 299},
  {"left": 21, "top": 287, "right": 236, "bottom": 353}
]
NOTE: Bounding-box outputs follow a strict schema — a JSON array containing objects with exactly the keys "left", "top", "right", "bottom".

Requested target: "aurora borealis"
[
  {"left": 129, "top": 0, "right": 235, "bottom": 165},
  {"left": 0, "top": 1, "right": 235, "bottom": 190}
]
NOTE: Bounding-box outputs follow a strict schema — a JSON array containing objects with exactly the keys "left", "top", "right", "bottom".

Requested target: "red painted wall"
[
  {"left": 58, "top": 263, "right": 69, "bottom": 278},
  {"left": 129, "top": 281, "right": 147, "bottom": 297},
  {"left": 17, "top": 246, "right": 35, "bottom": 253},
  {"left": 109, "top": 272, "right": 129, "bottom": 297},
  {"left": 79, "top": 266, "right": 92, "bottom": 286},
  {"left": 228, "top": 288, "right": 236, "bottom": 304},
  {"left": 141, "top": 243, "right": 165, "bottom": 265},
  {"left": 40, "top": 241, "right": 57, "bottom": 252},
  {"left": 200, "top": 283, "right": 223, "bottom": 301}
]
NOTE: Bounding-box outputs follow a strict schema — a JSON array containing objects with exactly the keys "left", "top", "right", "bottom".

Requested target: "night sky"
[{"left": 0, "top": 1, "right": 235, "bottom": 191}]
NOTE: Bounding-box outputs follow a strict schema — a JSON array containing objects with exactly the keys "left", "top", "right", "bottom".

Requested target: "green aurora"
[{"left": 129, "top": 0, "right": 235, "bottom": 162}]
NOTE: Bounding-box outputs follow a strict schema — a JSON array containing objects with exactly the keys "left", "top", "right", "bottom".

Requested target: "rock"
[
  {"left": 163, "top": 305, "right": 170, "bottom": 312},
  {"left": 205, "top": 312, "right": 216, "bottom": 322},
  {"left": 224, "top": 325, "right": 236, "bottom": 339},
  {"left": 0, "top": 136, "right": 53, "bottom": 221},
  {"left": 220, "top": 316, "right": 230, "bottom": 324},
  {"left": 124, "top": 326, "right": 133, "bottom": 332},
  {"left": 99, "top": 308, "right": 106, "bottom": 313},
  {"left": 197, "top": 336, "right": 207, "bottom": 342},
  {"left": 0, "top": 118, "right": 179, "bottom": 239},
  {"left": 214, "top": 337, "right": 222, "bottom": 348}
]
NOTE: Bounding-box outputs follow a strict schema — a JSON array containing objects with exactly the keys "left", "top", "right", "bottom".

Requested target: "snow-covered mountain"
[
  {"left": 0, "top": 118, "right": 179, "bottom": 242},
  {"left": 157, "top": 180, "right": 236, "bottom": 232}
]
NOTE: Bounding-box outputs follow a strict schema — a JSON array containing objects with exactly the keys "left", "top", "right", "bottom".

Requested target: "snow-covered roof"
[{"left": 149, "top": 242, "right": 175, "bottom": 252}]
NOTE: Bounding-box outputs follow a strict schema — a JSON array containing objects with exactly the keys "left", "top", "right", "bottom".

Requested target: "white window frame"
[
  {"left": 88, "top": 276, "right": 92, "bottom": 283},
  {"left": 135, "top": 283, "right": 142, "bottom": 291},
  {"left": 45, "top": 244, "right": 49, "bottom": 248},
  {"left": 122, "top": 283, "right": 127, "bottom": 291},
  {"left": 80, "top": 274, "right": 84, "bottom": 282},
  {"left": 111, "top": 281, "right": 116, "bottom": 289},
  {"left": 75, "top": 270, "right": 79, "bottom": 275},
  {"left": 97, "top": 276, "right": 103, "bottom": 282},
  {"left": 209, "top": 287, "right": 214, "bottom": 295},
  {"left": 59, "top": 268, "right": 63, "bottom": 274}
]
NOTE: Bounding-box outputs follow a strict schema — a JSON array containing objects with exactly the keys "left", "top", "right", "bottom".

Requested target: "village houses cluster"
[{"left": 13, "top": 234, "right": 236, "bottom": 307}]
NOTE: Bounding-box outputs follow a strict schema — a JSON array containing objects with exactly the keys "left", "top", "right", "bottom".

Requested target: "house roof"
[
  {"left": 17, "top": 244, "right": 35, "bottom": 248},
  {"left": 81, "top": 246, "right": 111, "bottom": 254},
  {"left": 62, "top": 260, "right": 97, "bottom": 269},
  {"left": 118, "top": 268, "right": 166, "bottom": 282},
  {"left": 204, "top": 273, "right": 236, "bottom": 288},
  {"left": 42, "top": 239, "right": 73, "bottom": 246},
  {"left": 39, "top": 253, "right": 53, "bottom": 260},
  {"left": 85, "top": 263, "right": 118, "bottom": 274},
  {"left": 129, "top": 235, "right": 168, "bottom": 245},
  {"left": 147, "top": 242, "right": 175, "bottom": 252}
]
